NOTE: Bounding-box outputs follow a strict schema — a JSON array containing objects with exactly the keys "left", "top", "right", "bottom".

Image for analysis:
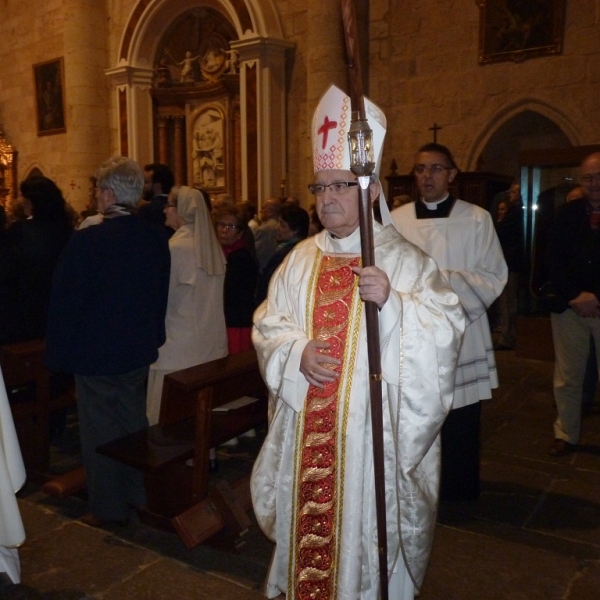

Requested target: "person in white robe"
[
  {"left": 0, "top": 366, "right": 26, "bottom": 584},
  {"left": 251, "top": 85, "right": 465, "bottom": 600},
  {"left": 146, "top": 186, "right": 227, "bottom": 425},
  {"left": 391, "top": 142, "right": 507, "bottom": 501}
]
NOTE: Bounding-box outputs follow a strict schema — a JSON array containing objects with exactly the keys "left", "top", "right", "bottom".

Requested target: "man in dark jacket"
[
  {"left": 493, "top": 186, "right": 524, "bottom": 350},
  {"left": 137, "top": 163, "right": 175, "bottom": 235},
  {"left": 45, "top": 157, "right": 170, "bottom": 525},
  {"left": 547, "top": 152, "right": 600, "bottom": 456}
]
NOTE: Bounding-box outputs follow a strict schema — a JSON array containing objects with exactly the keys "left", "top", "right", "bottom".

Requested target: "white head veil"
[{"left": 176, "top": 186, "right": 225, "bottom": 275}]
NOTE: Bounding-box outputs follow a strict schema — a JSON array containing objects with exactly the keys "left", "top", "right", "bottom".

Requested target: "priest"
[
  {"left": 250, "top": 85, "right": 465, "bottom": 600},
  {"left": 392, "top": 143, "right": 507, "bottom": 501}
]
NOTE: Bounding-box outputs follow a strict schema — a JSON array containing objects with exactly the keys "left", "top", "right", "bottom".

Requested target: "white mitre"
[
  {"left": 311, "top": 84, "right": 387, "bottom": 176},
  {"left": 311, "top": 84, "right": 391, "bottom": 224}
]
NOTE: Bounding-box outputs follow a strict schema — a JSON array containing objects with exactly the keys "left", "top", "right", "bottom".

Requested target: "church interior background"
[
  {"left": 1, "top": 0, "right": 599, "bottom": 243},
  {"left": 2, "top": 3, "right": 600, "bottom": 595}
]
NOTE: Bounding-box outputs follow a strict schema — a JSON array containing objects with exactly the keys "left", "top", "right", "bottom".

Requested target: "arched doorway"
[
  {"left": 477, "top": 110, "right": 573, "bottom": 179},
  {"left": 467, "top": 99, "right": 580, "bottom": 175},
  {"left": 469, "top": 104, "right": 581, "bottom": 319}
]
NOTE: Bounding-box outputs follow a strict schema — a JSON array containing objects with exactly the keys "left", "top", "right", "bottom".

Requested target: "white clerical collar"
[
  {"left": 422, "top": 193, "right": 450, "bottom": 210},
  {"left": 320, "top": 226, "right": 362, "bottom": 254}
]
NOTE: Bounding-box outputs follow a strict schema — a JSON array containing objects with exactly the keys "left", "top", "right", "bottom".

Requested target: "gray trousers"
[
  {"left": 75, "top": 366, "right": 149, "bottom": 521},
  {"left": 551, "top": 309, "right": 600, "bottom": 443}
]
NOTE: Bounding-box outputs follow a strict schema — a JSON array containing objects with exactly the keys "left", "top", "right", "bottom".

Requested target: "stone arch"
[
  {"left": 466, "top": 100, "right": 581, "bottom": 177},
  {"left": 119, "top": 0, "right": 284, "bottom": 67},
  {"left": 20, "top": 164, "right": 45, "bottom": 181},
  {"left": 24, "top": 167, "right": 45, "bottom": 179}
]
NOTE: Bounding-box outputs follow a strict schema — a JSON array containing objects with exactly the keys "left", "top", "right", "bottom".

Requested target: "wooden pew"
[
  {"left": 1, "top": 339, "right": 76, "bottom": 478},
  {"left": 97, "top": 349, "right": 267, "bottom": 546}
]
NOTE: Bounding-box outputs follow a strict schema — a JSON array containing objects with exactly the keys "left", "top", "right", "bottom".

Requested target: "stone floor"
[{"left": 5, "top": 350, "right": 600, "bottom": 599}]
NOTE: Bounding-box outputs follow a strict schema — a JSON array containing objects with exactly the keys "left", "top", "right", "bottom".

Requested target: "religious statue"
[
  {"left": 154, "top": 58, "right": 173, "bottom": 88},
  {"left": 178, "top": 51, "right": 201, "bottom": 83},
  {"left": 224, "top": 48, "right": 240, "bottom": 74}
]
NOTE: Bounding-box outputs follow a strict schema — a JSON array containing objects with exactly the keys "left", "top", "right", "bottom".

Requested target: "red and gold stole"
[{"left": 292, "top": 253, "right": 361, "bottom": 600}]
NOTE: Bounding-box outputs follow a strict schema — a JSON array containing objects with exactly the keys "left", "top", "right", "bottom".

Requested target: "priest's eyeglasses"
[
  {"left": 413, "top": 164, "right": 453, "bottom": 175},
  {"left": 308, "top": 181, "right": 359, "bottom": 195}
]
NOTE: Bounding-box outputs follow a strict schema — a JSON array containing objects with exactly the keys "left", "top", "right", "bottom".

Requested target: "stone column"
[
  {"left": 231, "top": 37, "right": 295, "bottom": 205},
  {"left": 173, "top": 116, "right": 185, "bottom": 185},
  {"left": 62, "top": 0, "right": 111, "bottom": 211},
  {"left": 157, "top": 118, "right": 169, "bottom": 164},
  {"left": 306, "top": 0, "right": 348, "bottom": 109},
  {"left": 104, "top": 66, "right": 154, "bottom": 164}
]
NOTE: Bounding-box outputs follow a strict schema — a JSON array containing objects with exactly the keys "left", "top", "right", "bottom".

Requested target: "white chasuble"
[{"left": 251, "top": 224, "right": 465, "bottom": 599}]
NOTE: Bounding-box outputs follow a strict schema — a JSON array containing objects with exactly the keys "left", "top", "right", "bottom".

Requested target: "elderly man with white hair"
[
  {"left": 250, "top": 86, "right": 465, "bottom": 600},
  {"left": 45, "top": 157, "right": 170, "bottom": 527}
]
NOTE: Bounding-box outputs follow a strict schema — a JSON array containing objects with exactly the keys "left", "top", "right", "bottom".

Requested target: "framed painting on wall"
[
  {"left": 33, "top": 57, "right": 67, "bottom": 136},
  {"left": 477, "top": 0, "right": 566, "bottom": 64}
]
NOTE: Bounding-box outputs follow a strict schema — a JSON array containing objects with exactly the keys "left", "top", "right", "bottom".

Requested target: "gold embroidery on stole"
[{"left": 290, "top": 254, "right": 361, "bottom": 600}]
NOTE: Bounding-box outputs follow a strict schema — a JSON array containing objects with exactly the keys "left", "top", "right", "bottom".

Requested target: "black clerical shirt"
[{"left": 415, "top": 195, "right": 456, "bottom": 219}]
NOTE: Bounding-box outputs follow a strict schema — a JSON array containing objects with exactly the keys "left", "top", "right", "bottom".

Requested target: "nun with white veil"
[
  {"left": 146, "top": 186, "right": 227, "bottom": 425},
  {"left": 0, "top": 366, "right": 26, "bottom": 584}
]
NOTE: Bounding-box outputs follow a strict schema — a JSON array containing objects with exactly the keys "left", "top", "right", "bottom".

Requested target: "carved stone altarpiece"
[{"left": 150, "top": 8, "right": 242, "bottom": 195}]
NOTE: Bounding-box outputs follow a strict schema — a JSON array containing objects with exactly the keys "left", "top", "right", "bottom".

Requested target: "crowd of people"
[
  {"left": 1, "top": 86, "right": 599, "bottom": 598},
  {"left": 0, "top": 158, "right": 315, "bottom": 532}
]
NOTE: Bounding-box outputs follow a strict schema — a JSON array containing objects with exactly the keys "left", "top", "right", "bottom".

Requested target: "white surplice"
[
  {"left": 0, "top": 366, "right": 26, "bottom": 583},
  {"left": 146, "top": 223, "right": 227, "bottom": 425},
  {"left": 251, "top": 223, "right": 465, "bottom": 599},
  {"left": 392, "top": 200, "right": 508, "bottom": 408}
]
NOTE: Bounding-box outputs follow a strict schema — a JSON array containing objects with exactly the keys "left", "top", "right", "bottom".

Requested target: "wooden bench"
[
  {"left": 1, "top": 339, "right": 76, "bottom": 478},
  {"left": 97, "top": 349, "right": 268, "bottom": 547}
]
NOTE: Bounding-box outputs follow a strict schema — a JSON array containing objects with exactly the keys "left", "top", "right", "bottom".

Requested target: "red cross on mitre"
[{"left": 318, "top": 116, "right": 338, "bottom": 149}]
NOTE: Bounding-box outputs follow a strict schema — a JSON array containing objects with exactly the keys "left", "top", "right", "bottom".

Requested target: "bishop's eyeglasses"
[{"left": 308, "top": 181, "right": 359, "bottom": 195}]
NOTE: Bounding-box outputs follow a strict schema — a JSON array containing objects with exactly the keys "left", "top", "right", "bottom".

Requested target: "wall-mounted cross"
[{"left": 429, "top": 122, "right": 442, "bottom": 143}]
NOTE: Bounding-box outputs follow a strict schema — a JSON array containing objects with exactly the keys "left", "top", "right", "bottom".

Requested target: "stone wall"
[
  {"left": 0, "top": 0, "right": 110, "bottom": 211},
  {"left": 2, "top": 0, "right": 600, "bottom": 210},
  {"left": 370, "top": 0, "right": 600, "bottom": 177}
]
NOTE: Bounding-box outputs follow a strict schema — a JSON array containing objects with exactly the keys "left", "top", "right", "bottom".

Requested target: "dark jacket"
[
  {"left": 255, "top": 239, "right": 299, "bottom": 306},
  {"left": 494, "top": 206, "right": 524, "bottom": 274},
  {"left": 45, "top": 216, "right": 170, "bottom": 375},
  {"left": 224, "top": 246, "right": 258, "bottom": 328},
  {"left": 546, "top": 198, "right": 600, "bottom": 312},
  {"left": 0, "top": 230, "right": 19, "bottom": 345},
  {"left": 6, "top": 218, "right": 73, "bottom": 342},
  {"left": 137, "top": 194, "right": 172, "bottom": 236}
]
